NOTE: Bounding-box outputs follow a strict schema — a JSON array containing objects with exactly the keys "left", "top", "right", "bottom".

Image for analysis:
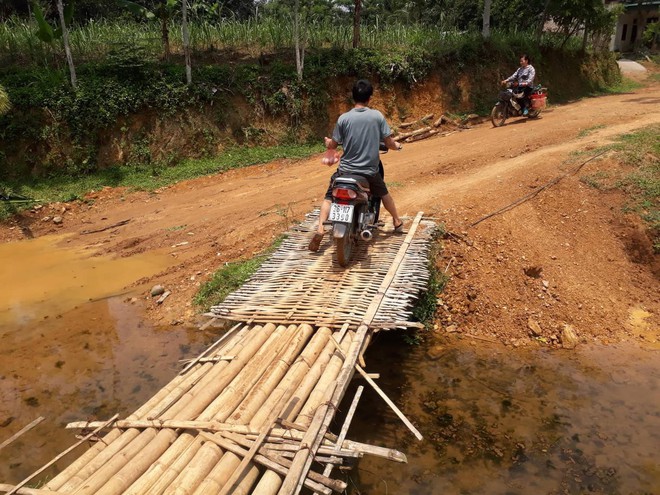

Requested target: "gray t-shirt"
[{"left": 332, "top": 107, "right": 391, "bottom": 176}]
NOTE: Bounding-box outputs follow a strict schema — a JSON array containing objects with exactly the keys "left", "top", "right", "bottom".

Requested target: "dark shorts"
[{"left": 324, "top": 163, "right": 388, "bottom": 200}]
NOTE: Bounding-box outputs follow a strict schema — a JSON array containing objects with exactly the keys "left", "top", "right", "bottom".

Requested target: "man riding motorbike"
[
  {"left": 309, "top": 79, "right": 403, "bottom": 252},
  {"left": 501, "top": 54, "right": 536, "bottom": 116}
]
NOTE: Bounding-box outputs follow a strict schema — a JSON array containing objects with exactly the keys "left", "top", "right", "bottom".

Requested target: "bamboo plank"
[
  {"left": 7, "top": 414, "right": 118, "bottom": 495},
  {"left": 279, "top": 324, "right": 369, "bottom": 495},
  {"left": 199, "top": 433, "right": 335, "bottom": 495},
  {"left": 318, "top": 385, "right": 364, "bottom": 485},
  {"left": 220, "top": 432, "right": 348, "bottom": 492},
  {"left": 0, "top": 486, "right": 65, "bottom": 495},
  {"left": 0, "top": 417, "right": 45, "bottom": 452}
]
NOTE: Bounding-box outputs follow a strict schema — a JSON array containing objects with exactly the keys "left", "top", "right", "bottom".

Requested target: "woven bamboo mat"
[{"left": 209, "top": 210, "right": 436, "bottom": 330}]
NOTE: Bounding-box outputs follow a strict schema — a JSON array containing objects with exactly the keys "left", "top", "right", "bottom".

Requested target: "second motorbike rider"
[
  {"left": 309, "top": 79, "right": 403, "bottom": 252},
  {"left": 501, "top": 54, "right": 536, "bottom": 116}
]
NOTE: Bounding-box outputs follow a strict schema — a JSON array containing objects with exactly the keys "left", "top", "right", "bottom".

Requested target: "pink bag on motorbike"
[{"left": 321, "top": 149, "right": 340, "bottom": 165}]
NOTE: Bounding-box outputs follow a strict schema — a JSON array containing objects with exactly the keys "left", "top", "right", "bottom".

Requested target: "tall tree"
[
  {"left": 118, "top": 0, "right": 178, "bottom": 60},
  {"left": 181, "top": 0, "right": 191, "bottom": 84},
  {"left": 482, "top": 0, "right": 491, "bottom": 38},
  {"left": 56, "top": 0, "right": 77, "bottom": 90},
  {"left": 353, "top": 0, "right": 361, "bottom": 48},
  {"left": 294, "top": 0, "right": 305, "bottom": 80}
]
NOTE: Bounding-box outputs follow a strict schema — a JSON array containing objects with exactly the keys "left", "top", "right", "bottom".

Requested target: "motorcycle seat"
[{"left": 334, "top": 174, "right": 370, "bottom": 192}]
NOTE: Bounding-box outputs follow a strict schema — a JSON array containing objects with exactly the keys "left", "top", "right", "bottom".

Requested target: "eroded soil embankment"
[{"left": 1, "top": 75, "right": 658, "bottom": 347}]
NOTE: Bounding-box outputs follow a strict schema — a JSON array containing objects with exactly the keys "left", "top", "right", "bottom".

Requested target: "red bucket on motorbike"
[{"left": 530, "top": 91, "right": 547, "bottom": 110}]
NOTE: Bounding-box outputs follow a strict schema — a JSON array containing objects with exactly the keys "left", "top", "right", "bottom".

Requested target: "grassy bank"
[
  {"left": 581, "top": 125, "right": 660, "bottom": 252},
  {"left": 194, "top": 235, "right": 285, "bottom": 309},
  {"left": 0, "top": 142, "right": 322, "bottom": 219},
  {"left": 0, "top": 19, "right": 621, "bottom": 187}
]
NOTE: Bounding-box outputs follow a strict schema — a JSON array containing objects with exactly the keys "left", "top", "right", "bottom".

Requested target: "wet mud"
[
  {"left": 345, "top": 333, "right": 660, "bottom": 494},
  {"left": 0, "top": 235, "right": 214, "bottom": 483}
]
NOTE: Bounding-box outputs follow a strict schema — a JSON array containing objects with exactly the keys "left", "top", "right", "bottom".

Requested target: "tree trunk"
[
  {"left": 161, "top": 14, "right": 170, "bottom": 60},
  {"left": 353, "top": 0, "right": 361, "bottom": 48},
  {"left": 56, "top": 0, "right": 76, "bottom": 90},
  {"left": 181, "top": 0, "right": 192, "bottom": 84},
  {"left": 482, "top": 0, "right": 492, "bottom": 39},
  {"left": 294, "top": 0, "right": 304, "bottom": 80},
  {"left": 582, "top": 26, "right": 589, "bottom": 52},
  {"left": 536, "top": 0, "right": 551, "bottom": 42}
]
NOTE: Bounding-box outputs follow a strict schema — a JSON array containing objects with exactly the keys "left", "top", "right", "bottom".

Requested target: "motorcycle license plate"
[{"left": 329, "top": 204, "right": 354, "bottom": 223}]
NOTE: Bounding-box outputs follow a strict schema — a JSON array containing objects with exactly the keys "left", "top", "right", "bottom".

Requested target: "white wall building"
[{"left": 607, "top": 0, "right": 659, "bottom": 51}]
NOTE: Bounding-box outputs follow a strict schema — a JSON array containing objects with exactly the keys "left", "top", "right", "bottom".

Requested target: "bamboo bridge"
[{"left": 0, "top": 211, "right": 437, "bottom": 495}]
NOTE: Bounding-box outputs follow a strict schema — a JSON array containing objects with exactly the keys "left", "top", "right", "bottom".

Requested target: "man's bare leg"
[
  {"left": 317, "top": 199, "right": 331, "bottom": 235},
  {"left": 309, "top": 199, "right": 332, "bottom": 251},
  {"left": 381, "top": 194, "right": 403, "bottom": 229}
]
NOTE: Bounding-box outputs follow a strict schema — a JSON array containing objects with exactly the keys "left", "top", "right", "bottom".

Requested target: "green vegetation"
[
  {"left": 0, "top": 84, "right": 9, "bottom": 115},
  {"left": 581, "top": 125, "right": 660, "bottom": 252},
  {"left": 404, "top": 227, "right": 448, "bottom": 345},
  {"left": 0, "top": 142, "right": 322, "bottom": 219},
  {"left": 614, "top": 127, "right": 660, "bottom": 252},
  {"left": 0, "top": 0, "right": 624, "bottom": 188},
  {"left": 578, "top": 124, "right": 605, "bottom": 138},
  {"left": 194, "top": 236, "right": 285, "bottom": 309},
  {"left": 599, "top": 76, "right": 644, "bottom": 95}
]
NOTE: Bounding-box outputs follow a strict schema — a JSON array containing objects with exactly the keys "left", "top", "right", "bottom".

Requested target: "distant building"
[{"left": 606, "top": 0, "right": 659, "bottom": 51}]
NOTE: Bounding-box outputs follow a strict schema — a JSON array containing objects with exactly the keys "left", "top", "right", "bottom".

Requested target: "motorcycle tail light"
[{"left": 333, "top": 188, "right": 357, "bottom": 200}]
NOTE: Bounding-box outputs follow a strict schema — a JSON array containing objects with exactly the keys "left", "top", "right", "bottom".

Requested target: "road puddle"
[
  {"left": 0, "top": 234, "right": 170, "bottom": 329},
  {"left": 346, "top": 334, "right": 660, "bottom": 494},
  {"left": 0, "top": 235, "right": 214, "bottom": 483}
]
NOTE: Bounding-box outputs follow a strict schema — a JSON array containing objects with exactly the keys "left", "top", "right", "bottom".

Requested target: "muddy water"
[
  {"left": 346, "top": 334, "right": 660, "bottom": 494},
  {"left": 0, "top": 236, "right": 213, "bottom": 483}
]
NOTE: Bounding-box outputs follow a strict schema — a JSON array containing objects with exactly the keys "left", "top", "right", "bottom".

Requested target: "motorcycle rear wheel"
[
  {"left": 491, "top": 105, "right": 507, "bottom": 127},
  {"left": 528, "top": 109, "right": 541, "bottom": 118},
  {"left": 336, "top": 230, "right": 354, "bottom": 267}
]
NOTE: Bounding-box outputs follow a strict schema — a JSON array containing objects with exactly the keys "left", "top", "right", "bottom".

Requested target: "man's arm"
[
  {"left": 383, "top": 135, "right": 402, "bottom": 151},
  {"left": 324, "top": 136, "right": 339, "bottom": 149}
]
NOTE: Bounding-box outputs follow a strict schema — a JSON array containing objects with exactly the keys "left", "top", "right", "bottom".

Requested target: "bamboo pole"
[
  {"left": 70, "top": 428, "right": 159, "bottom": 495},
  {"left": 248, "top": 327, "right": 332, "bottom": 429},
  {"left": 200, "top": 434, "right": 334, "bottom": 495},
  {"left": 190, "top": 324, "right": 315, "bottom": 495},
  {"left": 194, "top": 324, "right": 289, "bottom": 420},
  {"left": 7, "top": 415, "right": 118, "bottom": 495},
  {"left": 126, "top": 435, "right": 203, "bottom": 495},
  {"left": 317, "top": 385, "right": 363, "bottom": 487},
  {"left": 46, "top": 325, "right": 251, "bottom": 491},
  {"left": 228, "top": 324, "right": 314, "bottom": 425},
  {"left": 0, "top": 486, "right": 65, "bottom": 495},
  {"left": 220, "top": 432, "right": 347, "bottom": 492},
  {"left": 197, "top": 325, "right": 343, "bottom": 495},
  {"left": 127, "top": 324, "right": 295, "bottom": 495},
  {"left": 216, "top": 326, "right": 315, "bottom": 495},
  {"left": 329, "top": 336, "right": 423, "bottom": 441},
  {"left": 99, "top": 324, "right": 279, "bottom": 495},
  {"left": 160, "top": 437, "right": 223, "bottom": 495},
  {"left": 294, "top": 331, "right": 353, "bottom": 427},
  {"left": 0, "top": 417, "right": 45, "bottom": 452},
  {"left": 287, "top": 333, "right": 366, "bottom": 493}
]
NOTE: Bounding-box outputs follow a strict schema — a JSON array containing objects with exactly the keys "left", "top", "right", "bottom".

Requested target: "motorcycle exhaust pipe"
[{"left": 360, "top": 230, "right": 373, "bottom": 241}]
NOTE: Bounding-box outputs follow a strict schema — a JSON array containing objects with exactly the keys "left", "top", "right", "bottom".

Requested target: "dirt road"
[{"left": 3, "top": 76, "right": 659, "bottom": 345}]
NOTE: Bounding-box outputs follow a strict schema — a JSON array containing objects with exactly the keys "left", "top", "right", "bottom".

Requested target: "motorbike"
[
  {"left": 491, "top": 83, "right": 547, "bottom": 127},
  {"left": 327, "top": 145, "right": 390, "bottom": 267}
]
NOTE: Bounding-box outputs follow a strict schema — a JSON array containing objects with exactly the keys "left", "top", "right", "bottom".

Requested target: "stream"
[
  {"left": 0, "top": 235, "right": 658, "bottom": 494},
  {"left": 346, "top": 332, "right": 660, "bottom": 494}
]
